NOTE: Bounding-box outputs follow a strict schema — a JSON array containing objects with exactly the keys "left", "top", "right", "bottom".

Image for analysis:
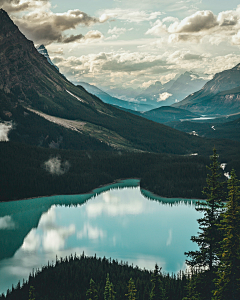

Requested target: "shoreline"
[{"left": 0, "top": 178, "right": 205, "bottom": 203}]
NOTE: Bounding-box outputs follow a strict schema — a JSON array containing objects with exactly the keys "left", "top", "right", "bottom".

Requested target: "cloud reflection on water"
[{"left": 86, "top": 188, "right": 147, "bottom": 218}]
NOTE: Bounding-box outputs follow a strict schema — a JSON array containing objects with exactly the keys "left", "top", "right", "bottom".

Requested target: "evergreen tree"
[
  {"left": 185, "top": 148, "right": 225, "bottom": 298},
  {"left": 185, "top": 148, "right": 225, "bottom": 269},
  {"left": 149, "top": 264, "right": 165, "bottom": 300},
  {"left": 104, "top": 273, "right": 116, "bottom": 300},
  {"left": 125, "top": 278, "right": 137, "bottom": 300},
  {"left": 28, "top": 286, "right": 35, "bottom": 300},
  {"left": 212, "top": 169, "right": 240, "bottom": 300},
  {"left": 86, "top": 278, "right": 98, "bottom": 300}
]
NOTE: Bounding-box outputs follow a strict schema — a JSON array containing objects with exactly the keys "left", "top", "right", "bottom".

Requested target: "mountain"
[
  {"left": 78, "top": 82, "right": 154, "bottom": 111},
  {"left": 173, "top": 64, "right": 240, "bottom": 115},
  {"left": 136, "top": 72, "right": 206, "bottom": 107},
  {"left": 0, "top": 9, "right": 239, "bottom": 157},
  {"left": 37, "top": 44, "right": 59, "bottom": 71},
  {"left": 141, "top": 106, "right": 200, "bottom": 123}
]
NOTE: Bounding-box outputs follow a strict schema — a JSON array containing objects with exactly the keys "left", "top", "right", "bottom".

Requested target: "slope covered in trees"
[{"left": 2, "top": 141, "right": 239, "bottom": 201}]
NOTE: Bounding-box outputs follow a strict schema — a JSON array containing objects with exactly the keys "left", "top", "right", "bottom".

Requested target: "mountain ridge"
[{"left": 173, "top": 64, "right": 240, "bottom": 115}]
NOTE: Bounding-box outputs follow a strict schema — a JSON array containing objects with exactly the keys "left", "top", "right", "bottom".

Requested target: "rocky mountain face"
[
  {"left": 37, "top": 44, "right": 59, "bottom": 71},
  {"left": 136, "top": 72, "right": 206, "bottom": 107},
  {"left": 173, "top": 64, "right": 240, "bottom": 115},
  {"left": 0, "top": 8, "right": 217, "bottom": 155}
]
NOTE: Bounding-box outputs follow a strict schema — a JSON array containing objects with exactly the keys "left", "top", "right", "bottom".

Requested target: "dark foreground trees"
[
  {"left": 184, "top": 150, "right": 240, "bottom": 300},
  {"left": 212, "top": 169, "right": 240, "bottom": 300}
]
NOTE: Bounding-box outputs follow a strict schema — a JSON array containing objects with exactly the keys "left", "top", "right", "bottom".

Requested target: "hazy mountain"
[
  {"left": 37, "top": 44, "right": 59, "bottom": 71},
  {"left": 78, "top": 82, "right": 154, "bottom": 111},
  {"left": 173, "top": 64, "right": 240, "bottom": 115},
  {"left": 141, "top": 106, "right": 200, "bottom": 123},
  {"left": 136, "top": 72, "right": 206, "bottom": 107},
  {"left": 0, "top": 8, "right": 220, "bottom": 156}
]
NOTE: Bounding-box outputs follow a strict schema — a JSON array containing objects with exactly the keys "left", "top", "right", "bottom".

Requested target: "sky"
[{"left": 2, "top": 0, "right": 240, "bottom": 92}]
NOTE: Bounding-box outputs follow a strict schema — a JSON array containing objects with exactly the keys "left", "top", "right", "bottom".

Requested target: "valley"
[{"left": 0, "top": 3, "right": 240, "bottom": 300}]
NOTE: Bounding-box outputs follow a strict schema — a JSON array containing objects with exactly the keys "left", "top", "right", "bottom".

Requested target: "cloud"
[
  {"left": 42, "top": 225, "right": 75, "bottom": 251},
  {"left": 168, "top": 10, "right": 218, "bottom": 33},
  {"left": 61, "top": 34, "right": 84, "bottom": 44},
  {"left": 0, "top": 0, "right": 50, "bottom": 13},
  {"left": 0, "top": 216, "right": 15, "bottom": 229},
  {"left": 77, "top": 223, "right": 106, "bottom": 240},
  {"left": 22, "top": 229, "right": 41, "bottom": 251},
  {"left": 85, "top": 189, "right": 145, "bottom": 218},
  {"left": 146, "top": 6, "right": 240, "bottom": 45},
  {"left": 158, "top": 92, "right": 172, "bottom": 101},
  {"left": 232, "top": 30, "right": 240, "bottom": 45},
  {"left": 44, "top": 156, "right": 70, "bottom": 175},
  {"left": 99, "top": 8, "right": 163, "bottom": 23},
  {"left": 13, "top": 8, "right": 105, "bottom": 45},
  {"left": 0, "top": 121, "right": 13, "bottom": 141}
]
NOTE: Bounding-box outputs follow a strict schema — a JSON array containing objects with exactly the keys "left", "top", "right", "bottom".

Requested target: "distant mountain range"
[
  {"left": 0, "top": 8, "right": 219, "bottom": 156},
  {"left": 136, "top": 71, "right": 207, "bottom": 107},
  {"left": 78, "top": 82, "right": 154, "bottom": 111},
  {"left": 173, "top": 64, "right": 240, "bottom": 115}
]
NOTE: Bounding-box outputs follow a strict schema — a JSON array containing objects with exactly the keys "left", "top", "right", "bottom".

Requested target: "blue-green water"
[{"left": 0, "top": 180, "right": 201, "bottom": 294}]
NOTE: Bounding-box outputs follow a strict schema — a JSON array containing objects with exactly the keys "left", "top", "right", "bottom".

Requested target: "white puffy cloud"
[
  {"left": 99, "top": 8, "right": 163, "bottom": 23},
  {"left": 146, "top": 6, "right": 240, "bottom": 45},
  {"left": 168, "top": 10, "right": 218, "bottom": 33},
  {"left": 158, "top": 92, "right": 173, "bottom": 101}
]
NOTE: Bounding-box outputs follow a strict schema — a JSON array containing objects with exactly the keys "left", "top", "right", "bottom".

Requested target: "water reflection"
[{"left": 0, "top": 180, "right": 202, "bottom": 295}]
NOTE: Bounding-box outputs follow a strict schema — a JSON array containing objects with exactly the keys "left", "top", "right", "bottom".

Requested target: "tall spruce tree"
[
  {"left": 212, "top": 169, "right": 240, "bottom": 300},
  {"left": 104, "top": 273, "right": 116, "bottom": 300},
  {"left": 86, "top": 278, "right": 98, "bottom": 300},
  {"left": 185, "top": 148, "right": 225, "bottom": 298},
  {"left": 149, "top": 264, "right": 165, "bottom": 300},
  {"left": 125, "top": 278, "right": 137, "bottom": 300}
]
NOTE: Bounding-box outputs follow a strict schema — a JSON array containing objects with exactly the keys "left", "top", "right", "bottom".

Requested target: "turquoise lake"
[{"left": 0, "top": 180, "right": 202, "bottom": 295}]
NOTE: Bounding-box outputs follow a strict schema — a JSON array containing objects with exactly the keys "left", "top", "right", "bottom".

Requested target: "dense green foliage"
[
  {"left": 212, "top": 170, "right": 240, "bottom": 300},
  {"left": 184, "top": 151, "right": 240, "bottom": 300},
  {"left": 0, "top": 141, "right": 220, "bottom": 201},
  {"left": 0, "top": 255, "right": 187, "bottom": 300},
  {"left": 185, "top": 149, "right": 225, "bottom": 271}
]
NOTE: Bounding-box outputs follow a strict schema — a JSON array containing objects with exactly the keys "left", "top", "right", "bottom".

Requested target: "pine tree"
[
  {"left": 86, "top": 278, "right": 98, "bottom": 300},
  {"left": 185, "top": 148, "right": 225, "bottom": 298},
  {"left": 104, "top": 273, "right": 116, "bottom": 300},
  {"left": 125, "top": 278, "right": 137, "bottom": 300},
  {"left": 28, "top": 286, "right": 35, "bottom": 300},
  {"left": 212, "top": 169, "right": 240, "bottom": 300},
  {"left": 149, "top": 264, "right": 165, "bottom": 300}
]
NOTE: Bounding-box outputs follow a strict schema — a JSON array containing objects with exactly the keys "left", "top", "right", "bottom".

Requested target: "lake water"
[{"left": 0, "top": 180, "right": 202, "bottom": 295}]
